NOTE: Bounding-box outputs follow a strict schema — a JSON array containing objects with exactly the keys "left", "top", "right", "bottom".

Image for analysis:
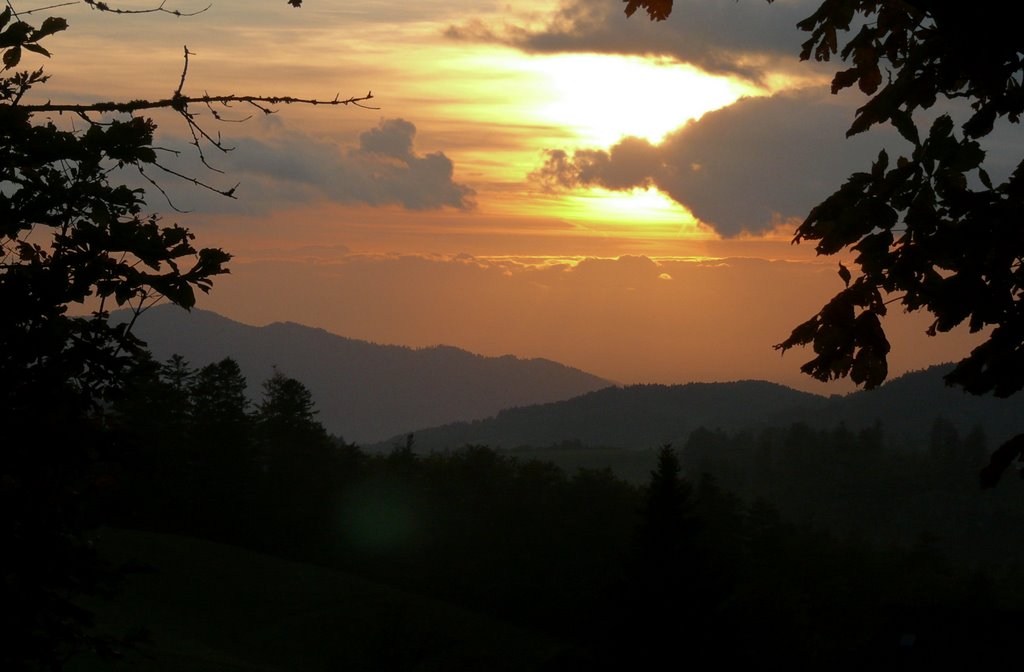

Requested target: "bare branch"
[
  {"left": 15, "top": 2, "right": 78, "bottom": 16},
  {"left": 4, "top": 29, "right": 377, "bottom": 219},
  {"left": 18, "top": 90, "right": 378, "bottom": 114},
  {"left": 82, "top": 0, "right": 211, "bottom": 17},
  {"left": 137, "top": 164, "right": 191, "bottom": 212},
  {"left": 143, "top": 160, "right": 239, "bottom": 199},
  {"left": 181, "top": 109, "right": 227, "bottom": 173},
  {"left": 203, "top": 95, "right": 250, "bottom": 123},
  {"left": 175, "top": 45, "right": 191, "bottom": 96}
]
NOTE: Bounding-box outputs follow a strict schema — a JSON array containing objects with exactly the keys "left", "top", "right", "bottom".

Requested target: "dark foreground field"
[{"left": 70, "top": 529, "right": 562, "bottom": 672}]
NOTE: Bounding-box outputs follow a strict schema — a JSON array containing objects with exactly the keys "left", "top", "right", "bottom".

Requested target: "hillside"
[
  {"left": 375, "top": 380, "right": 828, "bottom": 452},
  {"left": 804, "top": 363, "right": 1024, "bottom": 444},
  {"left": 374, "top": 365, "right": 1024, "bottom": 453},
  {"left": 115, "top": 306, "right": 610, "bottom": 443}
]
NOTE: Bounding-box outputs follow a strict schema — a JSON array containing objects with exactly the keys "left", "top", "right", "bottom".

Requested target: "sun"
[{"left": 526, "top": 53, "right": 755, "bottom": 146}]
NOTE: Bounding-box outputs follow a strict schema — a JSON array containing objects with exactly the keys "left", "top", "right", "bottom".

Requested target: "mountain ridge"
[
  {"left": 115, "top": 306, "right": 611, "bottom": 443},
  {"left": 116, "top": 307, "right": 1023, "bottom": 453},
  {"left": 369, "top": 365, "right": 1024, "bottom": 453}
]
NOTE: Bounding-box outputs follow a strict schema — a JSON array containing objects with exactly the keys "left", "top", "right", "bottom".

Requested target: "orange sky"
[{"left": 27, "top": 0, "right": 991, "bottom": 392}]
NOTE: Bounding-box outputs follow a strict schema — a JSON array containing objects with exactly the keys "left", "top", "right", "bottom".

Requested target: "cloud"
[
  {"left": 446, "top": 0, "right": 822, "bottom": 82},
  {"left": 155, "top": 117, "right": 476, "bottom": 214},
  {"left": 532, "top": 88, "right": 903, "bottom": 236},
  {"left": 228, "top": 118, "right": 476, "bottom": 211}
]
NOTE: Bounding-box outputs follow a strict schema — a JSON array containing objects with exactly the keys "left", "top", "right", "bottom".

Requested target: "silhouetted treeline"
[
  {"left": 100, "top": 354, "right": 1024, "bottom": 669},
  {"left": 679, "top": 420, "right": 1024, "bottom": 568}
]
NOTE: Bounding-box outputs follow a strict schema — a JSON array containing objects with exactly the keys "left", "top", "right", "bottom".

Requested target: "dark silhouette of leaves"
[
  {"left": 979, "top": 433, "right": 1024, "bottom": 488},
  {"left": 623, "top": 0, "right": 674, "bottom": 21},
  {"left": 630, "top": 1, "right": 1024, "bottom": 486},
  {"left": 1, "top": 2, "right": 367, "bottom": 667}
]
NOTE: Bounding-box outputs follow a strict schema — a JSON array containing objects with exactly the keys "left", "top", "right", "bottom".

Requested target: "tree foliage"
[
  {"left": 0, "top": 2, "right": 367, "bottom": 667},
  {"left": 627, "top": 1, "right": 1024, "bottom": 483}
]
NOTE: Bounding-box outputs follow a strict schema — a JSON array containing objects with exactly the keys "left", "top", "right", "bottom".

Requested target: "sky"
[{"left": 26, "top": 0, "right": 1003, "bottom": 392}]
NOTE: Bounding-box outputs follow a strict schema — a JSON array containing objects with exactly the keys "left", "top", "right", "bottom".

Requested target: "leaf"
[
  {"left": 963, "top": 104, "right": 997, "bottom": 139},
  {"left": 623, "top": 0, "right": 673, "bottom": 21},
  {"left": 35, "top": 17, "right": 68, "bottom": 39},
  {"left": 3, "top": 45, "right": 21, "bottom": 69},
  {"left": 871, "top": 149, "right": 889, "bottom": 178},
  {"left": 775, "top": 314, "right": 820, "bottom": 353},
  {"left": 825, "top": 26, "right": 837, "bottom": 55},
  {"left": 858, "top": 63, "right": 882, "bottom": 95},
  {"left": 838, "top": 262, "right": 851, "bottom": 288},
  {"left": 928, "top": 114, "right": 954, "bottom": 143},
  {"left": 22, "top": 43, "right": 50, "bottom": 58},
  {"left": 979, "top": 434, "right": 1024, "bottom": 489},
  {"left": 978, "top": 167, "right": 992, "bottom": 190},
  {"left": 831, "top": 67, "right": 859, "bottom": 94},
  {"left": 0, "top": 20, "right": 33, "bottom": 48},
  {"left": 890, "top": 109, "right": 919, "bottom": 145}
]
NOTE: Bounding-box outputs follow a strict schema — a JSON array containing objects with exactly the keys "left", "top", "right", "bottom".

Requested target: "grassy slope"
[{"left": 69, "top": 529, "right": 564, "bottom": 672}]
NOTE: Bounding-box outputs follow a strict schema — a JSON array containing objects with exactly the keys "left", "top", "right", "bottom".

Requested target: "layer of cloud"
[
  {"left": 152, "top": 118, "right": 475, "bottom": 214},
  {"left": 446, "top": 0, "right": 821, "bottom": 81},
  {"left": 195, "top": 252, "right": 982, "bottom": 393},
  {"left": 532, "top": 88, "right": 902, "bottom": 236},
  {"left": 231, "top": 118, "right": 475, "bottom": 210}
]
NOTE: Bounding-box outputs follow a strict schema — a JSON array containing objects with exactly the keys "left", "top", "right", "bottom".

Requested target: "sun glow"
[
  {"left": 526, "top": 53, "right": 755, "bottom": 146},
  {"left": 556, "top": 187, "right": 714, "bottom": 238}
]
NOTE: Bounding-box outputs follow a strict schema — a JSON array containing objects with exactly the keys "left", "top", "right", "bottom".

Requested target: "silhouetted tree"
[
  {"left": 257, "top": 369, "right": 329, "bottom": 457},
  {"left": 0, "top": 3, "right": 225, "bottom": 657},
  {"left": 629, "top": 0, "right": 1024, "bottom": 484},
  {"left": 2, "top": 2, "right": 372, "bottom": 664},
  {"left": 105, "top": 353, "right": 196, "bottom": 529},
  {"left": 191, "top": 358, "right": 251, "bottom": 452},
  {"left": 613, "top": 445, "right": 709, "bottom": 666},
  {"left": 256, "top": 370, "right": 337, "bottom": 551},
  {"left": 186, "top": 358, "right": 254, "bottom": 536}
]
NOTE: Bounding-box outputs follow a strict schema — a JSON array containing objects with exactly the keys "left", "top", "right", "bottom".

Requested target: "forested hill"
[
  {"left": 811, "top": 363, "right": 1024, "bottom": 444},
  {"left": 374, "top": 366, "right": 1024, "bottom": 452},
  {"left": 114, "top": 306, "right": 610, "bottom": 443},
  {"left": 373, "top": 381, "right": 828, "bottom": 452}
]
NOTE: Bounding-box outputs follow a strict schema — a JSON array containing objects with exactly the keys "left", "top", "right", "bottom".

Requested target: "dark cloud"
[
  {"left": 186, "top": 118, "right": 476, "bottom": 213},
  {"left": 359, "top": 118, "right": 418, "bottom": 158},
  {"left": 447, "top": 0, "right": 821, "bottom": 81},
  {"left": 532, "top": 88, "right": 903, "bottom": 236}
]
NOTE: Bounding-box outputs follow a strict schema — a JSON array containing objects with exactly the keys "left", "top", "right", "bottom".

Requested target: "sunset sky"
[{"left": 32, "top": 0, "right": 1005, "bottom": 392}]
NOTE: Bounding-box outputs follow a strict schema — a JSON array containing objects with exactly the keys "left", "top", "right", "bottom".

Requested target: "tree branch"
[
  {"left": 82, "top": 0, "right": 211, "bottom": 17},
  {"left": 15, "top": 2, "right": 78, "bottom": 16},
  {"left": 175, "top": 44, "right": 191, "bottom": 96},
  {"left": 17, "top": 90, "right": 378, "bottom": 114}
]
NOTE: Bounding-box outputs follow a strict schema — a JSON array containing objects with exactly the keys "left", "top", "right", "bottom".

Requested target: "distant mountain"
[
  {"left": 797, "top": 364, "right": 1024, "bottom": 445},
  {"left": 371, "top": 365, "right": 1024, "bottom": 452},
  {"left": 372, "top": 380, "right": 829, "bottom": 452},
  {"left": 115, "top": 306, "right": 611, "bottom": 443}
]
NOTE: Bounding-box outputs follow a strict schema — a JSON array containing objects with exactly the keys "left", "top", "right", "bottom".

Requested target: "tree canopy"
[
  {"left": 0, "top": 2, "right": 367, "bottom": 667},
  {"left": 627, "top": 0, "right": 1024, "bottom": 484}
]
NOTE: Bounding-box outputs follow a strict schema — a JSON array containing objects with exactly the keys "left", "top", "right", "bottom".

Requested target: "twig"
[
  {"left": 10, "top": 41, "right": 377, "bottom": 209},
  {"left": 145, "top": 160, "right": 239, "bottom": 199},
  {"left": 83, "top": 0, "right": 211, "bottom": 17},
  {"left": 16, "top": 1, "right": 78, "bottom": 16},
  {"left": 175, "top": 45, "right": 191, "bottom": 96},
  {"left": 136, "top": 164, "right": 190, "bottom": 212}
]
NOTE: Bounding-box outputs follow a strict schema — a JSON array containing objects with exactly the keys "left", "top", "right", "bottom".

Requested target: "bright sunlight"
[{"left": 528, "top": 53, "right": 755, "bottom": 146}]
